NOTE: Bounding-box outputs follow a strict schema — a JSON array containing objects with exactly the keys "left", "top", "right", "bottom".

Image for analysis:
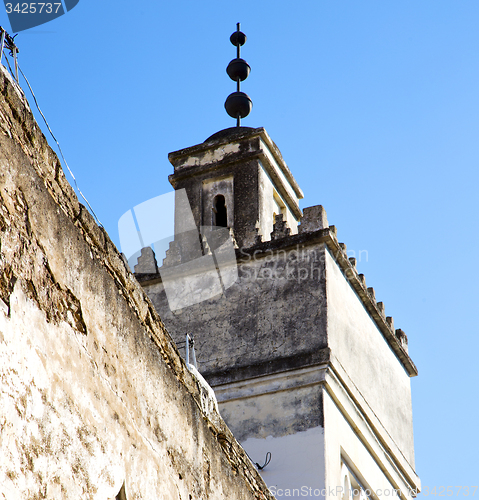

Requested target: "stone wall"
[
  {"left": 143, "top": 240, "right": 329, "bottom": 385},
  {"left": 0, "top": 65, "right": 273, "bottom": 500}
]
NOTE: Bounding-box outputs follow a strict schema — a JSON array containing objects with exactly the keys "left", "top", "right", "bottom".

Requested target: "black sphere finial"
[{"left": 224, "top": 23, "right": 252, "bottom": 127}]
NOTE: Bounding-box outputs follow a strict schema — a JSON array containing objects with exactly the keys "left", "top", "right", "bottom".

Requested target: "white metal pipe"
[{"left": 0, "top": 30, "right": 6, "bottom": 66}]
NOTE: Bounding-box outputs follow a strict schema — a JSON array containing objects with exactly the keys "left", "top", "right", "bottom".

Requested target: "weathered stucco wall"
[
  {"left": 143, "top": 242, "right": 329, "bottom": 383},
  {"left": 0, "top": 65, "right": 273, "bottom": 500},
  {"left": 217, "top": 378, "right": 323, "bottom": 441},
  {"left": 215, "top": 367, "right": 327, "bottom": 498}
]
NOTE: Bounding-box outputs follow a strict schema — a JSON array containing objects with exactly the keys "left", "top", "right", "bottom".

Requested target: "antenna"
[
  {"left": 0, "top": 26, "right": 19, "bottom": 82},
  {"left": 224, "top": 23, "right": 253, "bottom": 127}
]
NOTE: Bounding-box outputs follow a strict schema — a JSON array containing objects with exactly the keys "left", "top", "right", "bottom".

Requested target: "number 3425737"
[{"left": 5, "top": 3, "right": 62, "bottom": 14}]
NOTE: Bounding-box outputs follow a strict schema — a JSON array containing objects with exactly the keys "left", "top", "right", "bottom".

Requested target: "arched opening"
[{"left": 213, "top": 195, "right": 228, "bottom": 227}]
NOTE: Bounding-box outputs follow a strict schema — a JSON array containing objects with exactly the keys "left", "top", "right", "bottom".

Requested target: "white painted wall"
[{"left": 242, "top": 427, "right": 325, "bottom": 499}]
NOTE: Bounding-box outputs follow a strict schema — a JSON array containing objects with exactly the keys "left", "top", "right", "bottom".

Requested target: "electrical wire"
[
  {"left": 257, "top": 451, "right": 272, "bottom": 470},
  {"left": 16, "top": 62, "right": 103, "bottom": 227},
  {"left": 3, "top": 50, "right": 14, "bottom": 79},
  {"left": 245, "top": 450, "right": 272, "bottom": 470}
]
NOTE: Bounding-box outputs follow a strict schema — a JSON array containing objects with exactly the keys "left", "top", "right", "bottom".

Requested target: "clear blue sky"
[{"left": 1, "top": 0, "right": 478, "bottom": 492}]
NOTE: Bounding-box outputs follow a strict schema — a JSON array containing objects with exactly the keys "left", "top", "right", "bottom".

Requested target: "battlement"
[{"left": 135, "top": 203, "right": 416, "bottom": 377}]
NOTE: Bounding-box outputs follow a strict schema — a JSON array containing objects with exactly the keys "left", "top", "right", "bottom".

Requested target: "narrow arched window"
[{"left": 213, "top": 195, "right": 228, "bottom": 227}]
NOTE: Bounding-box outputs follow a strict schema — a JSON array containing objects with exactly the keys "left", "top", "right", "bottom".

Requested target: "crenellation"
[
  {"left": 386, "top": 316, "right": 394, "bottom": 331},
  {"left": 349, "top": 257, "right": 357, "bottom": 269},
  {"left": 134, "top": 247, "right": 158, "bottom": 274},
  {"left": 395, "top": 329, "right": 409, "bottom": 353},
  {"left": 377, "top": 301, "right": 385, "bottom": 316},
  {"left": 162, "top": 240, "right": 182, "bottom": 267},
  {"left": 270, "top": 213, "right": 291, "bottom": 240},
  {"left": 367, "top": 287, "right": 376, "bottom": 301},
  {"left": 201, "top": 233, "right": 212, "bottom": 255},
  {"left": 358, "top": 273, "right": 366, "bottom": 287},
  {"left": 229, "top": 227, "right": 239, "bottom": 248},
  {"left": 298, "top": 205, "right": 328, "bottom": 233}
]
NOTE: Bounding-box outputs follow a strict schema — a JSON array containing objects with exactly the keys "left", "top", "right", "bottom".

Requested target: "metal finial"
[{"left": 224, "top": 23, "right": 252, "bottom": 127}]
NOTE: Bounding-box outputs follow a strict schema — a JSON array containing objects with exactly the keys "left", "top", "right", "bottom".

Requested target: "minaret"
[
  {"left": 137, "top": 24, "right": 421, "bottom": 500},
  {"left": 167, "top": 24, "right": 303, "bottom": 249}
]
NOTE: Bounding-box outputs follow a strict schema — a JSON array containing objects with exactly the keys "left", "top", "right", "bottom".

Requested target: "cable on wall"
[
  {"left": 245, "top": 450, "right": 272, "bottom": 470},
  {"left": 0, "top": 26, "right": 103, "bottom": 228},
  {"left": 17, "top": 64, "right": 103, "bottom": 227}
]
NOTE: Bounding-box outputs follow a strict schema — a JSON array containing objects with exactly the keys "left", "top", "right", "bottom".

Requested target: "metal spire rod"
[
  {"left": 224, "top": 22, "right": 253, "bottom": 127},
  {"left": 236, "top": 22, "right": 241, "bottom": 59}
]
